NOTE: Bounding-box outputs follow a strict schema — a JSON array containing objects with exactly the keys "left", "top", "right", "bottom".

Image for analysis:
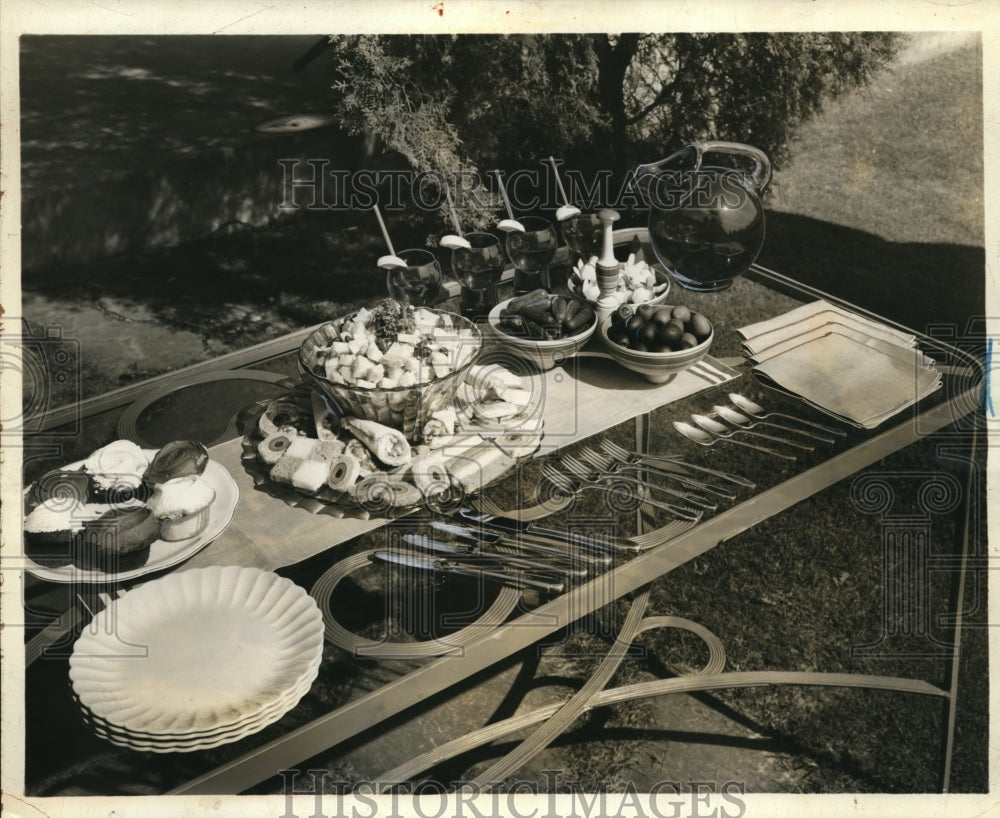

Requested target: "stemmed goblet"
[
  {"left": 451, "top": 232, "right": 505, "bottom": 320},
  {"left": 384, "top": 249, "right": 444, "bottom": 307},
  {"left": 505, "top": 216, "right": 558, "bottom": 295}
]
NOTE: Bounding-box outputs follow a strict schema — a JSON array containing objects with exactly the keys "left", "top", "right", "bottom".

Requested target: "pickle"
[
  {"left": 563, "top": 303, "right": 595, "bottom": 332},
  {"left": 520, "top": 302, "right": 558, "bottom": 326},
  {"left": 507, "top": 288, "right": 549, "bottom": 313},
  {"left": 550, "top": 296, "right": 568, "bottom": 324}
]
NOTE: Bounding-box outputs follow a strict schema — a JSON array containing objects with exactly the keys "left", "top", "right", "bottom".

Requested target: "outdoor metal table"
[{"left": 17, "top": 231, "right": 986, "bottom": 796}]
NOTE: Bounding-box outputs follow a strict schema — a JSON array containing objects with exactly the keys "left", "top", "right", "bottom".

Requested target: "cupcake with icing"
[
  {"left": 82, "top": 440, "right": 151, "bottom": 503},
  {"left": 72, "top": 506, "right": 160, "bottom": 572},
  {"left": 146, "top": 475, "right": 216, "bottom": 541},
  {"left": 24, "top": 500, "right": 108, "bottom": 567}
]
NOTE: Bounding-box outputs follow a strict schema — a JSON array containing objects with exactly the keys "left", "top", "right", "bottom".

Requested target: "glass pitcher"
[{"left": 636, "top": 141, "right": 771, "bottom": 292}]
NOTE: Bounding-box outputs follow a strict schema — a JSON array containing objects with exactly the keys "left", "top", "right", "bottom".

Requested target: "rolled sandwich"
[
  {"left": 446, "top": 442, "right": 515, "bottom": 495},
  {"left": 343, "top": 417, "right": 411, "bottom": 467},
  {"left": 326, "top": 453, "right": 363, "bottom": 492},
  {"left": 422, "top": 406, "right": 457, "bottom": 440},
  {"left": 411, "top": 452, "right": 452, "bottom": 498}
]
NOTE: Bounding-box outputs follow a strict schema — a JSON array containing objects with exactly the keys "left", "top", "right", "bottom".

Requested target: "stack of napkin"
[{"left": 737, "top": 300, "right": 941, "bottom": 429}]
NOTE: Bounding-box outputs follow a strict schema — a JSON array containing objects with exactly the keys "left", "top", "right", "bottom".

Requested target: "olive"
[
  {"left": 672, "top": 305, "right": 692, "bottom": 323},
  {"left": 637, "top": 304, "right": 658, "bottom": 321},
  {"left": 608, "top": 328, "right": 631, "bottom": 347},
  {"left": 689, "top": 313, "right": 712, "bottom": 340},
  {"left": 651, "top": 307, "right": 673, "bottom": 325},
  {"left": 616, "top": 304, "right": 636, "bottom": 322},
  {"left": 680, "top": 332, "right": 699, "bottom": 349},
  {"left": 638, "top": 322, "right": 659, "bottom": 346},
  {"left": 658, "top": 322, "right": 683, "bottom": 346},
  {"left": 625, "top": 314, "right": 645, "bottom": 334}
]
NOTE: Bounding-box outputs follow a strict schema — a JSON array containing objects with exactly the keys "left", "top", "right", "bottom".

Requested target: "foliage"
[{"left": 321, "top": 33, "right": 904, "bottom": 231}]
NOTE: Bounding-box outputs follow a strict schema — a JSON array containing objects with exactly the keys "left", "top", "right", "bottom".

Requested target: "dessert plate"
[
  {"left": 24, "top": 452, "right": 239, "bottom": 584},
  {"left": 70, "top": 566, "right": 324, "bottom": 736}
]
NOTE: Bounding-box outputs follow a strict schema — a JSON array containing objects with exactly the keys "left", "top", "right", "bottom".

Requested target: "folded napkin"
[
  {"left": 738, "top": 300, "right": 916, "bottom": 355},
  {"left": 739, "top": 301, "right": 940, "bottom": 429}
]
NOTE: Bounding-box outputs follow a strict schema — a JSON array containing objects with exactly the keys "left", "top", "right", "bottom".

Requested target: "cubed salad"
[{"left": 309, "top": 300, "right": 479, "bottom": 390}]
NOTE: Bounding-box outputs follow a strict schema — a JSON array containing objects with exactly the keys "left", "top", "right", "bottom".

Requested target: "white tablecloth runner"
[{"left": 181, "top": 354, "right": 741, "bottom": 572}]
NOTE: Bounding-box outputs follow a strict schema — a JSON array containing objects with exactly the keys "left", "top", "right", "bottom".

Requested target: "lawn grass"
[{"left": 19, "top": 35, "right": 988, "bottom": 794}]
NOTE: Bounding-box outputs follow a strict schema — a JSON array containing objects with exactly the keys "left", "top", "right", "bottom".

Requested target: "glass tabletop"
[{"left": 18, "top": 244, "right": 986, "bottom": 796}]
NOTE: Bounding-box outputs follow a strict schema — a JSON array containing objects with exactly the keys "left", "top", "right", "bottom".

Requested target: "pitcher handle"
[{"left": 695, "top": 141, "right": 772, "bottom": 194}]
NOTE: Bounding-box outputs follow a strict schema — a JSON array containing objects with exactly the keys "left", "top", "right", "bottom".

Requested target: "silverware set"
[
  {"left": 371, "top": 506, "right": 624, "bottom": 594},
  {"left": 536, "top": 434, "right": 759, "bottom": 527},
  {"left": 673, "top": 393, "right": 846, "bottom": 460},
  {"left": 371, "top": 396, "right": 843, "bottom": 592}
]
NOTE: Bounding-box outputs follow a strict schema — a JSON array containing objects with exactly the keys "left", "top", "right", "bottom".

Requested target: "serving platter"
[
  {"left": 23, "top": 453, "right": 239, "bottom": 585},
  {"left": 240, "top": 377, "right": 544, "bottom": 518}
]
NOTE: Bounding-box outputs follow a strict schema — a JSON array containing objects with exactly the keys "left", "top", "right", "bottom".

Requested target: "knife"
[
  {"left": 634, "top": 454, "right": 756, "bottom": 489},
  {"left": 403, "top": 534, "right": 590, "bottom": 578},
  {"left": 429, "top": 520, "right": 616, "bottom": 565},
  {"left": 372, "top": 550, "right": 565, "bottom": 594},
  {"left": 454, "top": 508, "right": 635, "bottom": 556}
]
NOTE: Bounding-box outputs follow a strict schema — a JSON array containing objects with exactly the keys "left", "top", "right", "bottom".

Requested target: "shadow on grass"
[{"left": 759, "top": 211, "right": 986, "bottom": 338}]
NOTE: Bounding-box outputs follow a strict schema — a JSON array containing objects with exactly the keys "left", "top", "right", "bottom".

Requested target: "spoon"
[
  {"left": 440, "top": 182, "right": 472, "bottom": 250},
  {"left": 713, "top": 405, "right": 837, "bottom": 444},
  {"left": 548, "top": 156, "right": 582, "bottom": 222},
  {"left": 493, "top": 170, "right": 526, "bottom": 232},
  {"left": 729, "top": 393, "right": 847, "bottom": 437},
  {"left": 692, "top": 413, "right": 814, "bottom": 452},
  {"left": 373, "top": 204, "right": 407, "bottom": 268},
  {"left": 673, "top": 420, "right": 797, "bottom": 461}
]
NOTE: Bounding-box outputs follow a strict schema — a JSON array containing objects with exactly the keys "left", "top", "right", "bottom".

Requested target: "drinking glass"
[
  {"left": 385, "top": 249, "right": 444, "bottom": 307},
  {"left": 451, "top": 232, "right": 504, "bottom": 320},
  {"left": 560, "top": 212, "right": 603, "bottom": 265},
  {"left": 505, "top": 216, "right": 558, "bottom": 295}
]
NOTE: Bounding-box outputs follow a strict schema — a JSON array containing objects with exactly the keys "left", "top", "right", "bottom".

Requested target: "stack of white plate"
[
  {"left": 69, "top": 566, "right": 324, "bottom": 753},
  {"left": 738, "top": 300, "right": 942, "bottom": 430}
]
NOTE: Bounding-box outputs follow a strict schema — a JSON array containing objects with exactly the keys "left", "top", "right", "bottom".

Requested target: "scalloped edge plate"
[
  {"left": 24, "top": 452, "right": 239, "bottom": 584},
  {"left": 70, "top": 566, "right": 324, "bottom": 735}
]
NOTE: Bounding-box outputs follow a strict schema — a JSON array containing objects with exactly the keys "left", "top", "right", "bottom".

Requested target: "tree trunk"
[{"left": 596, "top": 34, "right": 640, "bottom": 173}]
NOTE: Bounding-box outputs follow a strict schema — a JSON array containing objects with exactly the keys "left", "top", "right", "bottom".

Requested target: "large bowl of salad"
[{"left": 298, "top": 300, "right": 482, "bottom": 442}]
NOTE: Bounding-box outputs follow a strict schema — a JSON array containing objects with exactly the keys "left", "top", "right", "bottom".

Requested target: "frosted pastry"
[
  {"left": 72, "top": 507, "right": 159, "bottom": 572},
  {"left": 83, "top": 440, "right": 150, "bottom": 499},
  {"left": 269, "top": 455, "right": 303, "bottom": 485},
  {"left": 446, "top": 443, "right": 515, "bottom": 494},
  {"left": 422, "top": 406, "right": 457, "bottom": 440},
  {"left": 143, "top": 440, "right": 209, "bottom": 485},
  {"left": 24, "top": 500, "right": 107, "bottom": 567},
  {"left": 147, "top": 475, "right": 216, "bottom": 541},
  {"left": 351, "top": 474, "right": 422, "bottom": 509},
  {"left": 285, "top": 436, "right": 319, "bottom": 460},
  {"left": 411, "top": 453, "right": 452, "bottom": 497}
]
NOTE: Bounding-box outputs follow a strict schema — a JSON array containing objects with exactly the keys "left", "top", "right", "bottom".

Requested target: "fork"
[
  {"left": 599, "top": 438, "right": 756, "bottom": 489},
  {"left": 477, "top": 492, "right": 573, "bottom": 523},
  {"left": 577, "top": 446, "right": 736, "bottom": 500},
  {"left": 569, "top": 450, "right": 718, "bottom": 510},
  {"left": 540, "top": 462, "right": 702, "bottom": 522}
]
